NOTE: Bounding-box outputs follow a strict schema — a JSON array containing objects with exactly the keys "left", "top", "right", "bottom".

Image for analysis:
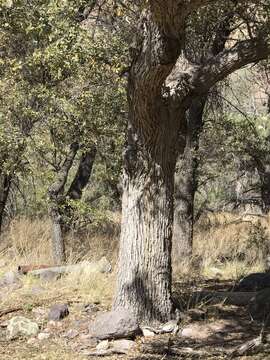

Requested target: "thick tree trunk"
[
  {"left": 173, "top": 98, "right": 206, "bottom": 260},
  {"left": 112, "top": 4, "right": 188, "bottom": 323},
  {"left": 113, "top": 121, "right": 177, "bottom": 323},
  {"left": 0, "top": 174, "right": 12, "bottom": 233},
  {"left": 48, "top": 142, "right": 79, "bottom": 265}
]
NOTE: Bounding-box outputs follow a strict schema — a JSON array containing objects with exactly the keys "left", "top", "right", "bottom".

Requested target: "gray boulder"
[
  {"left": 235, "top": 272, "right": 270, "bottom": 292},
  {"left": 48, "top": 304, "right": 69, "bottom": 321},
  {"left": 88, "top": 308, "right": 141, "bottom": 340}
]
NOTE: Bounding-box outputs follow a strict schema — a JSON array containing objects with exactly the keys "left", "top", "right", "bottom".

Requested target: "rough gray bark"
[
  {"left": 113, "top": 1, "right": 270, "bottom": 323},
  {"left": 48, "top": 142, "right": 79, "bottom": 265},
  {"left": 113, "top": 4, "right": 189, "bottom": 323},
  {"left": 173, "top": 98, "right": 206, "bottom": 260}
]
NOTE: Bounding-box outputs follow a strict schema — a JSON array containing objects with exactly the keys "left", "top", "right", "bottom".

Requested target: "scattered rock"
[
  {"left": 37, "top": 332, "right": 51, "bottom": 340},
  {"left": 85, "top": 339, "right": 136, "bottom": 356},
  {"left": 88, "top": 308, "right": 141, "bottom": 340},
  {"left": 235, "top": 272, "right": 270, "bottom": 291},
  {"left": 48, "top": 304, "right": 69, "bottom": 321},
  {"left": 7, "top": 316, "right": 39, "bottom": 340},
  {"left": 141, "top": 326, "right": 156, "bottom": 337},
  {"left": 96, "top": 340, "right": 109, "bottom": 350},
  {"left": 159, "top": 320, "right": 178, "bottom": 334},
  {"left": 111, "top": 339, "right": 136, "bottom": 354},
  {"left": 248, "top": 288, "right": 270, "bottom": 320}
]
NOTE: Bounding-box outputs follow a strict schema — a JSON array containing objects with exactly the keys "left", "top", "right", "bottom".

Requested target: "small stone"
[
  {"left": 141, "top": 326, "right": 156, "bottom": 337},
  {"left": 38, "top": 332, "right": 51, "bottom": 340},
  {"left": 159, "top": 320, "right": 178, "bottom": 334},
  {"left": 7, "top": 316, "right": 39, "bottom": 340},
  {"left": 96, "top": 340, "right": 109, "bottom": 350},
  {"left": 112, "top": 339, "right": 136, "bottom": 354},
  {"left": 88, "top": 308, "right": 141, "bottom": 340},
  {"left": 48, "top": 304, "right": 69, "bottom": 321}
]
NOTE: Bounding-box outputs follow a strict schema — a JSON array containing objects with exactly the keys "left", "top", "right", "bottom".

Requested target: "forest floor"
[
  {"left": 0, "top": 269, "right": 270, "bottom": 360},
  {"left": 1, "top": 214, "right": 270, "bottom": 359}
]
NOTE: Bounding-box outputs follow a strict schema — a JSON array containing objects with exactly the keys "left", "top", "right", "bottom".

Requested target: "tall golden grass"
[{"left": 0, "top": 211, "right": 269, "bottom": 281}]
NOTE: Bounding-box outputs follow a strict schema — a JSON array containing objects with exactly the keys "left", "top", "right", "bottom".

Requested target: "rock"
[
  {"left": 159, "top": 320, "right": 178, "bottom": 334},
  {"left": 141, "top": 326, "right": 156, "bottom": 337},
  {"left": 96, "top": 340, "right": 109, "bottom": 350},
  {"left": 235, "top": 272, "right": 270, "bottom": 291},
  {"left": 0, "top": 271, "right": 22, "bottom": 289},
  {"left": 85, "top": 339, "right": 136, "bottom": 356},
  {"left": 37, "top": 332, "right": 51, "bottom": 340},
  {"left": 248, "top": 288, "right": 270, "bottom": 320},
  {"left": 48, "top": 304, "right": 69, "bottom": 321},
  {"left": 112, "top": 339, "right": 136, "bottom": 354},
  {"left": 7, "top": 316, "right": 39, "bottom": 340},
  {"left": 88, "top": 308, "right": 141, "bottom": 340}
]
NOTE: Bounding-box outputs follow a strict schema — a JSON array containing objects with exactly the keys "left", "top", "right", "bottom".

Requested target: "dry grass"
[
  {"left": 192, "top": 211, "right": 270, "bottom": 279},
  {"left": 0, "top": 213, "right": 269, "bottom": 360},
  {"left": 0, "top": 211, "right": 269, "bottom": 307}
]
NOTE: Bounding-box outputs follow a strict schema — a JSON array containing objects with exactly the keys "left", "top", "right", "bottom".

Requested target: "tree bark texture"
[
  {"left": 113, "top": 5, "right": 189, "bottom": 322},
  {"left": 113, "top": 1, "right": 270, "bottom": 323},
  {"left": 173, "top": 97, "right": 206, "bottom": 260},
  {"left": 48, "top": 142, "right": 79, "bottom": 265}
]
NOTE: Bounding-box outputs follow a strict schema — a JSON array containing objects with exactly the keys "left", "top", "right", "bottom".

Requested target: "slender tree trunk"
[
  {"left": 48, "top": 142, "right": 79, "bottom": 265},
  {"left": 173, "top": 97, "right": 206, "bottom": 260},
  {"left": 0, "top": 174, "right": 12, "bottom": 233},
  {"left": 62, "top": 146, "right": 97, "bottom": 232},
  {"left": 67, "top": 146, "right": 97, "bottom": 200}
]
